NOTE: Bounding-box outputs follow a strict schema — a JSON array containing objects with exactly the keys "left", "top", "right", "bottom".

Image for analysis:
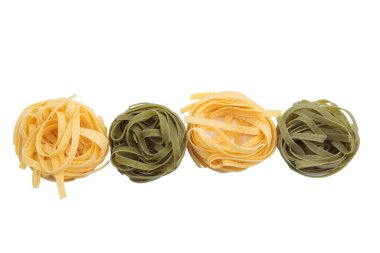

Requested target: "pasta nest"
[
  {"left": 277, "top": 100, "right": 360, "bottom": 177},
  {"left": 109, "top": 103, "right": 187, "bottom": 183},
  {"left": 14, "top": 96, "right": 109, "bottom": 198},
  {"left": 181, "top": 92, "right": 280, "bottom": 173}
]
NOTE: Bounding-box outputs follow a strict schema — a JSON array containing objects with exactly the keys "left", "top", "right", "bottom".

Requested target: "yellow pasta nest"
[
  {"left": 181, "top": 92, "right": 280, "bottom": 173},
  {"left": 14, "top": 96, "right": 109, "bottom": 198}
]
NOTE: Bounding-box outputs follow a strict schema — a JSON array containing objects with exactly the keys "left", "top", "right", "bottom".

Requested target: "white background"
[{"left": 0, "top": 1, "right": 379, "bottom": 252}]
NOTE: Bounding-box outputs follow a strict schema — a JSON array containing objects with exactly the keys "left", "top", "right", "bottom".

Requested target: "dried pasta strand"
[
  {"left": 14, "top": 96, "right": 109, "bottom": 198},
  {"left": 181, "top": 91, "right": 280, "bottom": 173}
]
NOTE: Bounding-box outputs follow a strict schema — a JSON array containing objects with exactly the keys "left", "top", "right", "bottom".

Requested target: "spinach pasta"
[
  {"left": 109, "top": 103, "right": 187, "bottom": 183},
  {"left": 277, "top": 100, "right": 360, "bottom": 177}
]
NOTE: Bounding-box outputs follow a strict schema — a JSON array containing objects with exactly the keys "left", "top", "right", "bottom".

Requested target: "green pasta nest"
[
  {"left": 277, "top": 100, "right": 360, "bottom": 177},
  {"left": 109, "top": 103, "right": 187, "bottom": 183}
]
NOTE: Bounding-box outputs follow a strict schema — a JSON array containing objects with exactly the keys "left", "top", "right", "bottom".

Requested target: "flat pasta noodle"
[
  {"left": 109, "top": 103, "right": 187, "bottom": 183},
  {"left": 277, "top": 99, "right": 360, "bottom": 177},
  {"left": 14, "top": 96, "right": 109, "bottom": 198},
  {"left": 181, "top": 91, "right": 280, "bottom": 173}
]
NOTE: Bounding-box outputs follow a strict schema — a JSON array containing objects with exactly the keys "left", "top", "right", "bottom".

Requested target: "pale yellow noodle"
[
  {"left": 14, "top": 96, "right": 109, "bottom": 198},
  {"left": 181, "top": 92, "right": 280, "bottom": 173}
]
